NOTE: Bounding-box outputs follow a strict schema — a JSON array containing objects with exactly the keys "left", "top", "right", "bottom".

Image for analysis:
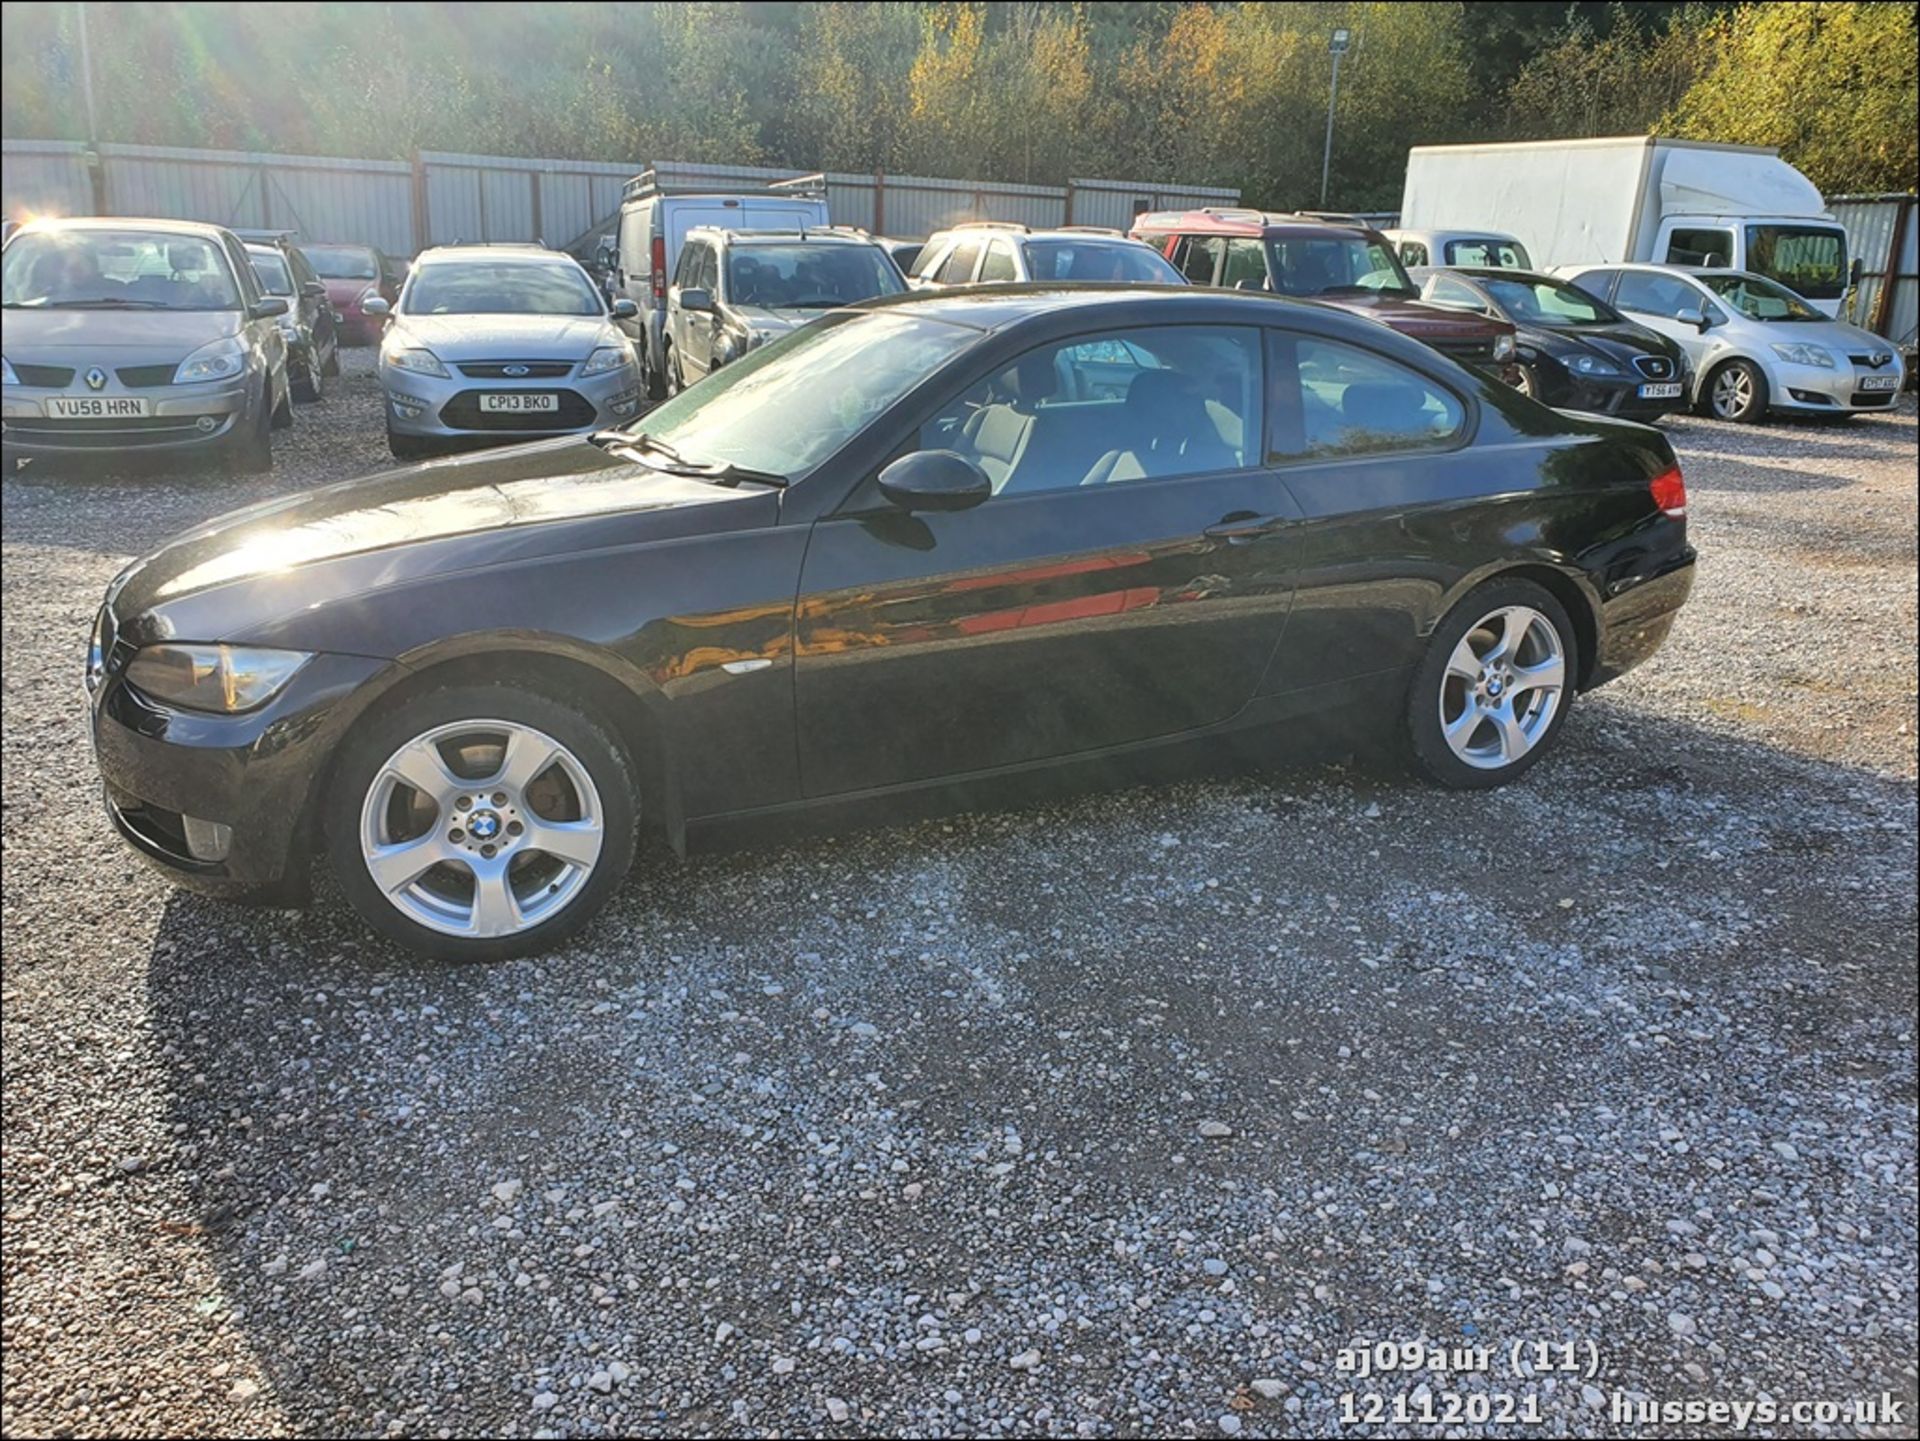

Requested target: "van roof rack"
[
  {"left": 1198, "top": 206, "right": 1265, "bottom": 221},
  {"left": 1293, "top": 210, "right": 1371, "bottom": 228},
  {"left": 622, "top": 167, "right": 828, "bottom": 203}
]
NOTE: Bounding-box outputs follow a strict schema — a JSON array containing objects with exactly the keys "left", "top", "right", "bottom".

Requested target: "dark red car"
[
  {"left": 1132, "top": 209, "right": 1518, "bottom": 371},
  {"left": 300, "top": 242, "right": 404, "bottom": 345}
]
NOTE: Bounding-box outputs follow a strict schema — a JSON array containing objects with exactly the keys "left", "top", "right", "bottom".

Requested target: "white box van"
[
  {"left": 614, "top": 170, "right": 829, "bottom": 396},
  {"left": 1399, "top": 137, "right": 1855, "bottom": 317}
]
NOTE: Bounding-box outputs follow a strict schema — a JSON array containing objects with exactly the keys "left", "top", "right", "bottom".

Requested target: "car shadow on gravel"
[{"left": 133, "top": 697, "right": 1918, "bottom": 1434}]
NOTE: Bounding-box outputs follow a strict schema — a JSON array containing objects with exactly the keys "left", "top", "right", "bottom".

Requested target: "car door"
[
  {"left": 674, "top": 240, "right": 720, "bottom": 380},
  {"left": 1172, "top": 235, "right": 1226, "bottom": 286},
  {"left": 289, "top": 247, "right": 336, "bottom": 362},
  {"left": 1610, "top": 270, "right": 1720, "bottom": 374},
  {"left": 792, "top": 322, "right": 1301, "bottom": 798}
]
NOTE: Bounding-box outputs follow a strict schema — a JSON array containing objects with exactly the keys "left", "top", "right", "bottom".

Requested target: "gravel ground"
[{"left": 3, "top": 355, "right": 1915, "bottom": 1439}]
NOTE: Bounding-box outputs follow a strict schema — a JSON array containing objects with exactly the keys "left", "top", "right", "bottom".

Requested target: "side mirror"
[
  {"left": 610, "top": 297, "right": 639, "bottom": 319},
  {"left": 300, "top": 280, "right": 327, "bottom": 298},
  {"left": 361, "top": 296, "right": 391, "bottom": 317},
  {"left": 1849, "top": 257, "right": 1864, "bottom": 285},
  {"left": 250, "top": 297, "right": 289, "bottom": 319},
  {"left": 678, "top": 288, "right": 714, "bottom": 314},
  {"left": 1693, "top": 305, "right": 1716, "bottom": 333},
  {"left": 877, "top": 450, "right": 991, "bottom": 513}
]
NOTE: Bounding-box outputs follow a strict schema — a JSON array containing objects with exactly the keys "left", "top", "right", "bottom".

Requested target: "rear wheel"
[
  {"left": 1407, "top": 579, "right": 1576, "bottom": 790},
  {"left": 644, "top": 335, "right": 667, "bottom": 399},
  {"left": 1510, "top": 364, "right": 1537, "bottom": 398},
  {"left": 322, "top": 338, "right": 341, "bottom": 377},
  {"left": 291, "top": 346, "right": 324, "bottom": 403},
  {"left": 324, "top": 683, "right": 637, "bottom": 962},
  {"left": 1702, "top": 358, "right": 1768, "bottom": 423},
  {"left": 663, "top": 341, "right": 682, "bottom": 397}
]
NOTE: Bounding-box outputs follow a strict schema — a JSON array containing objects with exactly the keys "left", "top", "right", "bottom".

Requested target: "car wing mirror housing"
[
  {"left": 611, "top": 297, "right": 640, "bottom": 318},
  {"left": 678, "top": 288, "right": 714, "bottom": 314},
  {"left": 250, "top": 297, "right": 289, "bottom": 319},
  {"left": 877, "top": 450, "right": 992, "bottom": 513},
  {"left": 301, "top": 280, "right": 327, "bottom": 298},
  {"left": 361, "top": 296, "right": 391, "bottom": 317}
]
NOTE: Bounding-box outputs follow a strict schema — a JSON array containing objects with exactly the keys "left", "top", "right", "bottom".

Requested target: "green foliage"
[{"left": 1, "top": 1, "right": 1913, "bottom": 204}]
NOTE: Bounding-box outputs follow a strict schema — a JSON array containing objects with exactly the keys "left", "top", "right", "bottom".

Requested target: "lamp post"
[{"left": 1320, "top": 27, "right": 1350, "bottom": 209}]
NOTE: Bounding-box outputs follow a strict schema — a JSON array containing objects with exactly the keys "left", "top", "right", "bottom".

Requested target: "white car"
[
  {"left": 1384, "top": 228, "right": 1531, "bottom": 271},
  {"left": 1558, "top": 262, "right": 1904, "bottom": 423}
]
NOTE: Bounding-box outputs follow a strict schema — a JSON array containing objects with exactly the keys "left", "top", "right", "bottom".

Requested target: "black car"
[
  {"left": 1412, "top": 266, "right": 1691, "bottom": 418},
  {"left": 244, "top": 240, "right": 340, "bottom": 402},
  {"left": 87, "top": 286, "right": 1695, "bottom": 961}
]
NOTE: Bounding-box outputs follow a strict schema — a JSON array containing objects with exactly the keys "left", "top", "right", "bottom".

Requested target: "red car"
[
  {"left": 1131, "top": 209, "right": 1518, "bottom": 372},
  {"left": 300, "top": 242, "right": 404, "bottom": 345}
]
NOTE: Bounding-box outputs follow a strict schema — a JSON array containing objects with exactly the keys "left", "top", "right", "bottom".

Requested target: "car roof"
[
  {"left": 1129, "top": 209, "right": 1387, "bottom": 240},
  {"left": 12, "top": 215, "right": 233, "bottom": 241},
  {"left": 689, "top": 227, "right": 879, "bottom": 247},
  {"left": 927, "top": 224, "right": 1156, "bottom": 245},
  {"left": 844, "top": 282, "right": 1397, "bottom": 334},
  {"left": 414, "top": 245, "right": 577, "bottom": 265},
  {"left": 1444, "top": 266, "right": 1565, "bottom": 286}
]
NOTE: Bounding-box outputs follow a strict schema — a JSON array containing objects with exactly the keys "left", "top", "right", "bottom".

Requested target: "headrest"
[
  {"left": 168, "top": 242, "right": 205, "bottom": 273},
  {"left": 1125, "top": 367, "right": 1201, "bottom": 414},
  {"left": 1340, "top": 382, "right": 1429, "bottom": 437},
  {"left": 999, "top": 352, "right": 1059, "bottom": 404}
]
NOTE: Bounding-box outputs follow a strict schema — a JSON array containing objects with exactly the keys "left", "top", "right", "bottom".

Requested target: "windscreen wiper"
[{"left": 591, "top": 431, "right": 787, "bottom": 487}]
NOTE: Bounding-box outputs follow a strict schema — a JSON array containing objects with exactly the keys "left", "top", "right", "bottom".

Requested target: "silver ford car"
[
  {"left": 2, "top": 217, "right": 293, "bottom": 473},
  {"left": 368, "top": 244, "right": 642, "bottom": 459}
]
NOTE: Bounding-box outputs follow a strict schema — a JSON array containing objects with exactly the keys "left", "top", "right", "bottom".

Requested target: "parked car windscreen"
[
  {"left": 1478, "top": 275, "right": 1617, "bottom": 326},
  {"left": 1697, "top": 272, "right": 1825, "bottom": 323},
  {"left": 404, "top": 261, "right": 605, "bottom": 316},
  {"left": 2, "top": 229, "right": 241, "bottom": 311},
  {"left": 626, "top": 310, "right": 977, "bottom": 478},
  {"left": 1445, "top": 237, "right": 1531, "bottom": 268},
  {"left": 1744, "top": 225, "right": 1846, "bottom": 300},
  {"left": 302, "top": 244, "right": 381, "bottom": 280},
  {"left": 1022, "top": 240, "right": 1183, "bottom": 284},
  {"left": 1267, "top": 236, "right": 1414, "bottom": 297},
  {"left": 246, "top": 247, "right": 296, "bottom": 297},
  {"left": 726, "top": 244, "right": 905, "bottom": 308}
]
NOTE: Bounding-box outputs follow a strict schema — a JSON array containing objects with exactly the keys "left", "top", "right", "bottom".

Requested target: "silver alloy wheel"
[
  {"left": 1711, "top": 364, "right": 1753, "bottom": 419},
  {"left": 1512, "top": 365, "right": 1535, "bottom": 397},
  {"left": 358, "top": 719, "right": 605, "bottom": 938},
  {"left": 1438, "top": 605, "right": 1567, "bottom": 770}
]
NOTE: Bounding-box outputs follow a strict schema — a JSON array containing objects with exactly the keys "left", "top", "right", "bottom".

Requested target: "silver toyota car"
[
  {"left": 2, "top": 217, "right": 293, "bottom": 472},
  {"left": 368, "top": 244, "right": 642, "bottom": 458}
]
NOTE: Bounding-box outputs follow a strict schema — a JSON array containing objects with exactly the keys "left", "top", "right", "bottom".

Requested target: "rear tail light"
[
  {"left": 1650, "top": 464, "right": 1687, "bottom": 518},
  {"left": 650, "top": 236, "right": 667, "bottom": 301}
]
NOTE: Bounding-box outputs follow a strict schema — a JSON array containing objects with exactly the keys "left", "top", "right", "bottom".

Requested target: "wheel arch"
[{"left": 1433, "top": 559, "right": 1602, "bottom": 690}]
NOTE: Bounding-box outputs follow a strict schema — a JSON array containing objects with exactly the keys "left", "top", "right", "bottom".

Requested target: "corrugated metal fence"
[
  {"left": 3, "top": 139, "right": 1238, "bottom": 256},
  {"left": 1831, "top": 194, "right": 1918, "bottom": 347}
]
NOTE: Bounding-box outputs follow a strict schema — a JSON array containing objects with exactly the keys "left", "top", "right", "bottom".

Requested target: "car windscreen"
[
  {"left": 623, "top": 311, "right": 977, "bottom": 478},
  {"left": 2, "top": 229, "right": 242, "bottom": 311},
  {"left": 247, "top": 248, "right": 295, "bottom": 297},
  {"left": 1022, "top": 239, "right": 1184, "bottom": 284},
  {"left": 1698, "top": 272, "right": 1825, "bottom": 323},
  {"left": 1266, "top": 236, "right": 1414, "bottom": 297},
  {"left": 302, "top": 244, "right": 380, "bottom": 280},
  {"left": 1744, "top": 225, "right": 1846, "bottom": 300},
  {"left": 1479, "top": 276, "right": 1617, "bottom": 326},
  {"left": 1445, "top": 237, "right": 1531, "bottom": 268},
  {"left": 404, "top": 261, "right": 604, "bottom": 316},
  {"left": 725, "top": 244, "right": 905, "bottom": 309}
]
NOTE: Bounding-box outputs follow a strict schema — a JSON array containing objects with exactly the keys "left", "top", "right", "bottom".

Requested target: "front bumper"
[
  {"left": 1765, "top": 357, "right": 1906, "bottom": 413},
  {"left": 3, "top": 373, "right": 256, "bottom": 455},
  {"left": 90, "top": 649, "right": 391, "bottom": 904},
  {"left": 380, "top": 360, "right": 643, "bottom": 441},
  {"left": 1548, "top": 365, "right": 1692, "bottom": 420}
]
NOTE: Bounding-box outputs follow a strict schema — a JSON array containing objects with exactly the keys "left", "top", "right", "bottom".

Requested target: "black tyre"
[
  {"left": 643, "top": 337, "right": 667, "bottom": 400},
  {"left": 663, "top": 341, "right": 681, "bottom": 397},
  {"left": 271, "top": 375, "right": 295, "bottom": 429},
  {"left": 324, "top": 682, "right": 638, "bottom": 962},
  {"left": 223, "top": 387, "right": 274, "bottom": 474},
  {"left": 322, "top": 339, "right": 341, "bottom": 377},
  {"left": 1407, "top": 578, "right": 1577, "bottom": 790},
  {"left": 1701, "top": 357, "right": 1769, "bottom": 423},
  {"left": 387, "top": 430, "right": 436, "bottom": 462},
  {"left": 290, "top": 346, "right": 324, "bottom": 403}
]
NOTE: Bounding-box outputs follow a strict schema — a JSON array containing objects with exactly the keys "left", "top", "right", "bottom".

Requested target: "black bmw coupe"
[
  {"left": 1413, "top": 266, "right": 1693, "bottom": 419},
  {"left": 87, "top": 285, "right": 1695, "bottom": 960}
]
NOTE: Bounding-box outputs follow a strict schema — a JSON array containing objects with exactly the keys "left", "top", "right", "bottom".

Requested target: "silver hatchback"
[
  {"left": 2, "top": 217, "right": 292, "bottom": 472},
  {"left": 369, "top": 245, "right": 642, "bottom": 459}
]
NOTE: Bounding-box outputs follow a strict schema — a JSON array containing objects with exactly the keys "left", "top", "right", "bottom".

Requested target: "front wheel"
[
  {"left": 324, "top": 683, "right": 638, "bottom": 961},
  {"left": 663, "top": 341, "right": 682, "bottom": 397},
  {"left": 1407, "top": 579, "right": 1576, "bottom": 790},
  {"left": 1701, "top": 358, "right": 1769, "bottom": 423}
]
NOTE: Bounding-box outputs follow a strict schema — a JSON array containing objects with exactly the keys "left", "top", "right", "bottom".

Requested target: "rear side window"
[
  {"left": 938, "top": 241, "right": 982, "bottom": 285},
  {"left": 1614, "top": 271, "right": 1704, "bottom": 320},
  {"left": 913, "top": 240, "right": 952, "bottom": 282},
  {"left": 1665, "top": 227, "right": 1733, "bottom": 268},
  {"left": 673, "top": 240, "right": 703, "bottom": 288},
  {"left": 1445, "top": 238, "right": 1529, "bottom": 268},
  {"left": 1268, "top": 333, "right": 1464, "bottom": 461},
  {"left": 1398, "top": 240, "right": 1430, "bottom": 267},
  {"left": 1423, "top": 275, "right": 1488, "bottom": 313},
  {"left": 1220, "top": 239, "right": 1266, "bottom": 289},
  {"left": 1176, "top": 236, "right": 1224, "bottom": 285},
  {"left": 978, "top": 241, "right": 1017, "bottom": 283}
]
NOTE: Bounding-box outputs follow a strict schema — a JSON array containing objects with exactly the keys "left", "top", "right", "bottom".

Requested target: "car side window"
[
  {"left": 917, "top": 325, "right": 1261, "bottom": 497},
  {"left": 978, "top": 241, "right": 1017, "bottom": 283},
  {"left": 1424, "top": 275, "right": 1488, "bottom": 313},
  {"left": 1398, "top": 240, "right": 1430, "bottom": 267},
  {"left": 1177, "top": 236, "right": 1224, "bottom": 286},
  {"left": 939, "top": 240, "right": 982, "bottom": 285},
  {"left": 672, "top": 240, "right": 701, "bottom": 289},
  {"left": 1666, "top": 227, "right": 1734, "bottom": 268},
  {"left": 913, "top": 240, "right": 952, "bottom": 282},
  {"left": 1220, "top": 239, "right": 1266, "bottom": 290},
  {"left": 1268, "top": 332, "right": 1465, "bottom": 461},
  {"left": 1613, "top": 271, "right": 1701, "bottom": 320}
]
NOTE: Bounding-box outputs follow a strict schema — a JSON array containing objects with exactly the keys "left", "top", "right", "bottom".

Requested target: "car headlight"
[
  {"left": 1493, "top": 333, "right": 1516, "bottom": 361},
  {"left": 123, "top": 644, "right": 311, "bottom": 714},
  {"left": 1771, "top": 343, "right": 1834, "bottom": 368},
  {"left": 1, "top": 355, "right": 18, "bottom": 386},
  {"left": 1568, "top": 353, "right": 1624, "bottom": 378},
  {"left": 580, "top": 344, "right": 634, "bottom": 376},
  {"left": 382, "top": 342, "right": 449, "bottom": 378},
  {"left": 174, "top": 338, "right": 247, "bottom": 384}
]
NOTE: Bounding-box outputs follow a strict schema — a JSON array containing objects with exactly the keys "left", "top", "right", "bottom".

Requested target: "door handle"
[{"left": 1204, "top": 512, "right": 1290, "bottom": 543}]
